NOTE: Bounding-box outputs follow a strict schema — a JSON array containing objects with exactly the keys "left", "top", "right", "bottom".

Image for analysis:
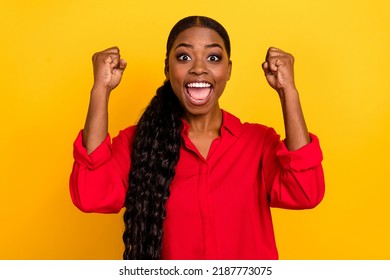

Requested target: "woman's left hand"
[
  {"left": 262, "top": 47, "right": 310, "bottom": 150},
  {"left": 262, "top": 47, "right": 296, "bottom": 93}
]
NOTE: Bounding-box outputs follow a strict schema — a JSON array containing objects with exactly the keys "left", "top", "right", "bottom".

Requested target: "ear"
[{"left": 227, "top": 60, "right": 232, "bottom": 81}]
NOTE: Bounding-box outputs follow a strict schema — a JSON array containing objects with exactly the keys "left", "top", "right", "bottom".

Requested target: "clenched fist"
[
  {"left": 262, "top": 47, "right": 296, "bottom": 93},
  {"left": 92, "top": 47, "right": 127, "bottom": 91}
]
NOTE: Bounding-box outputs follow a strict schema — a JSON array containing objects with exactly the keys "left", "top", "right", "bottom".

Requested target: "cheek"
[
  {"left": 215, "top": 69, "right": 230, "bottom": 83},
  {"left": 213, "top": 63, "right": 231, "bottom": 80},
  {"left": 167, "top": 55, "right": 183, "bottom": 78},
  {"left": 167, "top": 68, "right": 183, "bottom": 98},
  {"left": 168, "top": 65, "right": 184, "bottom": 83}
]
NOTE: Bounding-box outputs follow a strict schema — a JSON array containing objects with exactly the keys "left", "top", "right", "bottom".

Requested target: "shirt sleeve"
[
  {"left": 261, "top": 128, "right": 325, "bottom": 209},
  {"left": 69, "top": 127, "right": 135, "bottom": 213}
]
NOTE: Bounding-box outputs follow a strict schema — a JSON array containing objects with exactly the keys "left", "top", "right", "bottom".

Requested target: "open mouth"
[{"left": 185, "top": 82, "right": 212, "bottom": 105}]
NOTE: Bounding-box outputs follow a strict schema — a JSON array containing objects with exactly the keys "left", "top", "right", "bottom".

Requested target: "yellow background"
[{"left": 1, "top": 0, "right": 389, "bottom": 259}]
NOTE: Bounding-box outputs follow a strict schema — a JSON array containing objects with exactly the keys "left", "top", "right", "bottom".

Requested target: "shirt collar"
[
  {"left": 220, "top": 109, "right": 242, "bottom": 137},
  {"left": 180, "top": 109, "right": 242, "bottom": 138}
]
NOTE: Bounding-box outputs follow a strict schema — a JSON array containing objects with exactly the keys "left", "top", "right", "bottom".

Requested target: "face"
[{"left": 165, "top": 26, "right": 232, "bottom": 117}]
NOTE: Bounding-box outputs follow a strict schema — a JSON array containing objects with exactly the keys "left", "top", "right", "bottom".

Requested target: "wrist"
[
  {"left": 277, "top": 85, "right": 298, "bottom": 100},
  {"left": 277, "top": 82, "right": 297, "bottom": 94},
  {"left": 91, "top": 84, "right": 111, "bottom": 98}
]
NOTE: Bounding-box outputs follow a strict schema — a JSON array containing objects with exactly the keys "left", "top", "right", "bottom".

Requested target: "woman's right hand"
[
  {"left": 92, "top": 47, "right": 127, "bottom": 92},
  {"left": 83, "top": 47, "right": 126, "bottom": 154}
]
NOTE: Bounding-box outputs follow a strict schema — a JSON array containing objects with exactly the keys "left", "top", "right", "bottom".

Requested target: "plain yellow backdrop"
[{"left": 1, "top": 0, "right": 389, "bottom": 259}]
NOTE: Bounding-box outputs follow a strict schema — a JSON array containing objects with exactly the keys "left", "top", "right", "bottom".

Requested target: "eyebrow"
[{"left": 174, "top": 43, "right": 224, "bottom": 50}]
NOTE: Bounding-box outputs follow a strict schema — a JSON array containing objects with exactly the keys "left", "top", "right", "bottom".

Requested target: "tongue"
[{"left": 187, "top": 87, "right": 210, "bottom": 100}]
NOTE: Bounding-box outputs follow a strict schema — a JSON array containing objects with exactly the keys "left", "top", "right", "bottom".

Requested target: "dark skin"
[
  {"left": 82, "top": 47, "right": 126, "bottom": 154},
  {"left": 165, "top": 27, "right": 231, "bottom": 158},
  {"left": 83, "top": 27, "right": 309, "bottom": 158}
]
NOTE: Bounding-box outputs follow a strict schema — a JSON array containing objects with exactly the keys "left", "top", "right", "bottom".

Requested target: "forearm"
[
  {"left": 83, "top": 86, "right": 111, "bottom": 154},
  {"left": 82, "top": 47, "right": 126, "bottom": 154},
  {"left": 278, "top": 87, "right": 310, "bottom": 151},
  {"left": 262, "top": 47, "right": 310, "bottom": 150}
]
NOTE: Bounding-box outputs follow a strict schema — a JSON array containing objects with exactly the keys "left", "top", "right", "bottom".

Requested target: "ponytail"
[
  {"left": 123, "top": 15, "right": 230, "bottom": 259},
  {"left": 123, "top": 81, "right": 183, "bottom": 259}
]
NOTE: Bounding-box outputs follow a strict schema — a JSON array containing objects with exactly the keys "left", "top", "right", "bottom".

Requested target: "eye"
[
  {"left": 178, "top": 54, "right": 191, "bottom": 61},
  {"left": 207, "top": 55, "right": 221, "bottom": 62}
]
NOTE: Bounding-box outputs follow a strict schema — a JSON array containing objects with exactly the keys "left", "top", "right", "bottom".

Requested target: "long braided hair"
[{"left": 122, "top": 16, "right": 231, "bottom": 260}]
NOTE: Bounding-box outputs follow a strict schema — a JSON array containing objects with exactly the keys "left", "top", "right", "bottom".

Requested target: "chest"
[
  {"left": 187, "top": 132, "right": 220, "bottom": 159},
  {"left": 166, "top": 137, "right": 266, "bottom": 217}
]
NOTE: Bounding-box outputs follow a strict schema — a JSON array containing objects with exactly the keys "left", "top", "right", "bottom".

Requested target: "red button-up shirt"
[{"left": 70, "top": 110, "right": 324, "bottom": 259}]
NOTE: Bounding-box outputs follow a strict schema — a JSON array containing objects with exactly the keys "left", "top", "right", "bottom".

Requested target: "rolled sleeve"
[
  {"left": 73, "top": 130, "right": 112, "bottom": 169},
  {"left": 276, "top": 133, "right": 323, "bottom": 171},
  {"left": 69, "top": 127, "right": 135, "bottom": 213},
  {"left": 264, "top": 130, "right": 325, "bottom": 210}
]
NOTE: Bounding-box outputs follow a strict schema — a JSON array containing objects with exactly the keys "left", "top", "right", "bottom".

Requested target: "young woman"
[{"left": 70, "top": 16, "right": 325, "bottom": 260}]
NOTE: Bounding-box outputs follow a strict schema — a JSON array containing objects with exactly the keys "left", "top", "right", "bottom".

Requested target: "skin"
[
  {"left": 165, "top": 27, "right": 232, "bottom": 158},
  {"left": 262, "top": 47, "right": 310, "bottom": 150},
  {"left": 82, "top": 28, "right": 309, "bottom": 156},
  {"left": 82, "top": 47, "right": 126, "bottom": 154}
]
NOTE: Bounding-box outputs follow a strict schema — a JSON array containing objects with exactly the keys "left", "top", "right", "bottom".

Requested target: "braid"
[
  {"left": 123, "top": 81, "right": 183, "bottom": 259},
  {"left": 122, "top": 16, "right": 230, "bottom": 259}
]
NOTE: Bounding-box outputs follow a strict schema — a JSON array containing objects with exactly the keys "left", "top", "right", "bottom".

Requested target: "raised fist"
[
  {"left": 262, "top": 47, "right": 296, "bottom": 92},
  {"left": 92, "top": 47, "right": 127, "bottom": 91}
]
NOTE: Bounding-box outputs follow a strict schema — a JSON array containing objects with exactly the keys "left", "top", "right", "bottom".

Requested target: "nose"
[{"left": 189, "top": 58, "right": 207, "bottom": 75}]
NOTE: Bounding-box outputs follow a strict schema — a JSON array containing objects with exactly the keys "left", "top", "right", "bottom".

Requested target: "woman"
[{"left": 70, "top": 16, "right": 325, "bottom": 260}]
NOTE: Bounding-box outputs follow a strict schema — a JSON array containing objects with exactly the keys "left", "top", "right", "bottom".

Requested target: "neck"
[{"left": 184, "top": 107, "right": 223, "bottom": 135}]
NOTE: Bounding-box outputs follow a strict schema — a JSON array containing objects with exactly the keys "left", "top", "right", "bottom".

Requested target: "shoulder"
[
  {"left": 242, "top": 123, "right": 280, "bottom": 148},
  {"left": 112, "top": 125, "right": 137, "bottom": 146},
  {"left": 222, "top": 110, "right": 273, "bottom": 135},
  {"left": 243, "top": 122, "right": 272, "bottom": 134}
]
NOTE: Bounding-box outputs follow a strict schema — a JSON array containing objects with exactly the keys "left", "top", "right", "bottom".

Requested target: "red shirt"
[{"left": 70, "top": 110, "right": 324, "bottom": 259}]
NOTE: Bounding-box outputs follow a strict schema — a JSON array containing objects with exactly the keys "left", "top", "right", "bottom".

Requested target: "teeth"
[{"left": 187, "top": 82, "right": 211, "bottom": 88}]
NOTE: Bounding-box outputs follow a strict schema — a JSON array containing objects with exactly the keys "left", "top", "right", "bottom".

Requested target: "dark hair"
[{"left": 122, "top": 16, "right": 231, "bottom": 260}]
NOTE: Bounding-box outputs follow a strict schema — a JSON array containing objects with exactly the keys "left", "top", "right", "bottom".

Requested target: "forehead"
[{"left": 172, "top": 26, "right": 225, "bottom": 49}]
